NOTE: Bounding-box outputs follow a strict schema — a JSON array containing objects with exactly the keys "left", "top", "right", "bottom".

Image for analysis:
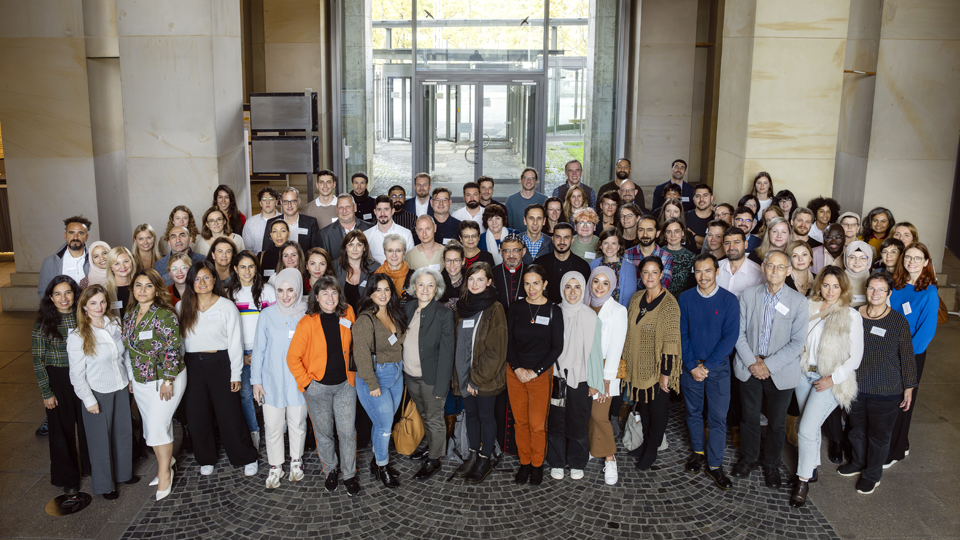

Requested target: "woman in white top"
[
  {"left": 789, "top": 265, "right": 864, "bottom": 507},
  {"left": 224, "top": 250, "right": 277, "bottom": 450},
  {"left": 67, "top": 285, "right": 136, "bottom": 498},
  {"left": 585, "top": 266, "right": 628, "bottom": 485},
  {"left": 195, "top": 207, "right": 245, "bottom": 256},
  {"left": 178, "top": 260, "right": 259, "bottom": 477},
  {"left": 752, "top": 172, "right": 774, "bottom": 211}
]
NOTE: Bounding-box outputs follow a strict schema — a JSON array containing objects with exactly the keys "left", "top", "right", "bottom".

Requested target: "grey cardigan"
[
  {"left": 38, "top": 244, "right": 89, "bottom": 298},
  {"left": 734, "top": 283, "right": 809, "bottom": 390},
  {"left": 403, "top": 300, "right": 456, "bottom": 398}
]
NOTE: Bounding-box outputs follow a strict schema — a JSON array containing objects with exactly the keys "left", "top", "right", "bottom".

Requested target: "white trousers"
[
  {"left": 262, "top": 403, "right": 308, "bottom": 467},
  {"left": 132, "top": 371, "right": 187, "bottom": 447}
]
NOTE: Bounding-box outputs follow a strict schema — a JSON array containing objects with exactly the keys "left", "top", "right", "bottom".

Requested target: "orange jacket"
[{"left": 286, "top": 306, "right": 356, "bottom": 391}]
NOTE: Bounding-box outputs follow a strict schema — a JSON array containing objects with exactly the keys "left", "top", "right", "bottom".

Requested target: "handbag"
[
  {"left": 622, "top": 411, "right": 644, "bottom": 451},
  {"left": 550, "top": 364, "right": 568, "bottom": 408},
  {"left": 392, "top": 388, "right": 425, "bottom": 455},
  {"left": 937, "top": 297, "right": 949, "bottom": 326}
]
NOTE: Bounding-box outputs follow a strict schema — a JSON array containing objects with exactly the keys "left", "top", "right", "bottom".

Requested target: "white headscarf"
[
  {"left": 274, "top": 268, "right": 307, "bottom": 322},
  {"left": 85, "top": 241, "right": 111, "bottom": 286},
  {"left": 556, "top": 271, "right": 597, "bottom": 388}
]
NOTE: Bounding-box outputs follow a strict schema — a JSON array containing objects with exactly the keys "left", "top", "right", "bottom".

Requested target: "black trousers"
[
  {"left": 637, "top": 384, "right": 670, "bottom": 458},
  {"left": 887, "top": 351, "right": 926, "bottom": 462},
  {"left": 727, "top": 354, "right": 742, "bottom": 426},
  {"left": 46, "top": 366, "right": 91, "bottom": 487},
  {"left": 463, "top": 393, "right": 498, "bottom": 458},
  {"left": 184, "top": 351, "right": 258, "bottom": 467},
  {"left": 849, "top": 397, "right": 900, "bottom": 483},
  {"left": 740, "top": 375, "right": 792, "bottom": 468},
  {"left": 547, "top": 381, "right": 591, "bottom": 470}
]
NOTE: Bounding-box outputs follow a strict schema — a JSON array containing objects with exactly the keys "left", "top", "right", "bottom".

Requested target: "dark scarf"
[{"left": 456, "top": 288, "right": 498, "bottom": 319}]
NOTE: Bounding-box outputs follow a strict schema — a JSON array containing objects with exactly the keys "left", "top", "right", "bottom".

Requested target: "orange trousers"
[{"left": 506, "top": 367, "right": 553, "bottom": 467}]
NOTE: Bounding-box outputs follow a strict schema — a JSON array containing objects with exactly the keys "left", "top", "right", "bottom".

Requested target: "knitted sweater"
[{"left": 618, "top": 290, "right": 682, "bottom": 400}]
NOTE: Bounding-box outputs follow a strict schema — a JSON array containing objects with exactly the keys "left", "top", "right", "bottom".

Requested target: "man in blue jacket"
[{"left": 678, "top": 253, "right": 740, "bottom": 490}]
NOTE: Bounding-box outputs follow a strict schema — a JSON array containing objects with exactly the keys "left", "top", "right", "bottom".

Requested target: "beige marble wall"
[
  {"left": 862, "top": 0, "right": 960, "bottom": 271},
  {"left": 714, "top": 0, "right": 850, "bottom": 206}
]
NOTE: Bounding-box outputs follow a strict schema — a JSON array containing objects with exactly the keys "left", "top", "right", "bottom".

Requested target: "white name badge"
[
  {"left": 443, "top": 238, "right": 452, "bottom": 245},
  {"left": 363, "top": 214, "right": 373, "bottom": 220},
  {"left": 682, "top": 197, "right": 690, "bottom": 202},
  {"left": 111, "top": 301, "right": 123, "bottom": 309},
  {"left": 535, "top": 315, "right": 550, "bottom": 326},
  {"left": 359, "top": 280, "right": 367, "bottom": 288},
  {"left": 207, "top": 310, "right": 221, "bottom": 319},
  {"left": 388, "top": 334, "right": 398, "bottom": 345},
  {"left": 339, "top": 318, "right": 352, "bottom": 329},
  {"left": 775, "top": 302, "right": 789, "bottom": 315},
  {"left": 462, "top": 319, "right": 475, "bottom": 328},
  {"left": 902, "top": 302, "right": 912, "bottom": 315},
  {"left": 584, "top": 252, "right": 596, "bottom": 259},
  {"left": 853, "top": 295, "right": 866, "bottom": 303},
  {"left": 331, "top": 217, "right": 339, "bottom": 223},
  {"left": 297, "top": 227, "right": 308, "bottom": 236},
  {"left": 264, "top": 269, "right": 276, "bottom": 277},
  {"left": 288, "top": 330, "right": 296, "bottom": 338},
  {"left": 870, "top": 326, "right": 886, "bottom": 337},
  {"left": 138, "top": 330, "right": 153, "bottom": 340},
  {"left": 429, "top": 264, "right": 442, "bottom": 271}
]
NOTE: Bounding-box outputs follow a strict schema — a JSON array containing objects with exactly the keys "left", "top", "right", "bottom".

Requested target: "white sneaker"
[
  {"left": 289, "top": 459, "right": 304, "bottom": 482},
  {"left": 658, "top": 434, "right": 669, "bottom": 451},
  {"left": 570, "top": 469, "right": 584, "bottom": 480},
  {"left": 265, "top": 466, "right": 282, "bottom": 489},
  {"left": 550, "top": 468, "right": 564, "bottom": 480},
  {"left": 244, "top": 461, "right": 259, "bottom": 476},
  {"left": 200, "top": 465, "right": 215, "bottom": 476},
  {"left": 882, "top": 459, "right": 898, "bottom": 470},
  {"left": 251, "top": 431, "right": 260, "bottom": 450},
  {"left": 759, "top": 413, "right": 768, "bottom": 427},
  {"left": 604, "top": 460, "right": 618, "bottom": 485}
]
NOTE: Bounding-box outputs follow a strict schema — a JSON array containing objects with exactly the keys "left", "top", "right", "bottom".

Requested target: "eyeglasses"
[
  {"left": 764, "top": 264, "right": 788, "bottom": 272},
  {"left": 866, "top": 286, "right": 889, "bottom": 293},
  {"left": 260, "top": 197, "right": 276, "bottom": 202},
  {"left": 433, "top": 198, "right": 450, "bottom": 204},
  {"left": 521, "top": 176, "right": 537, "bottom": 181},
  {"left": 735, "top": 217, "right": 753, "bottom": 224},
  {"left": 847, "top": 255, "right": 870, "bottom": 262},
  {"left": 281, "top": 200, "right": 299, "bottom": 206},
  {"left": 576, "top": 221, "right": 594, "bottom": 227},
  {"left": 501, "top": 248, "right": 524, "bottom": 255},
  {"left": 389, "top": 194, "right": 404, "bottom": 199},
  {"left": 444, "top": 258, "right": 463, "bottom": 264},
  {"left": 903, "top": 255, "right": 925, "bottom": 263}
]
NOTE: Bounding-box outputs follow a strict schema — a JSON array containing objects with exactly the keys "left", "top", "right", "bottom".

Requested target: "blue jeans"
[
  {"left": 355, "top": 361, "right": 404, "bottom": 465},
  {"left": 239, "top": 356, "right": 259, "bottom": 433},
  {"left": 795, "top": 370, "right": 839, "bottom": 479},
  {"left": 681, "top": 364, "right": 731, "bottom": 468}
]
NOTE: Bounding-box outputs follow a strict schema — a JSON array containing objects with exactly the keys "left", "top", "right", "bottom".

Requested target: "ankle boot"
[
  {"left": 466, "top": 456, "right": 492, "bottom": 484},
  {"left": 789, "top": 479, "right": 809, "bottom": 507},
  {"left": 371, "top": 458, "right": 400, "bottom": 488},
  {"left": 455, "top": 450, "right": 478, "bottom": 478}
]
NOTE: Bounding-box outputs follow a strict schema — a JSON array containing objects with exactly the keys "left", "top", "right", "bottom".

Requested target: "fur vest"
[{"left": 801, "top": 301, "right": 859, "bottom": 410}]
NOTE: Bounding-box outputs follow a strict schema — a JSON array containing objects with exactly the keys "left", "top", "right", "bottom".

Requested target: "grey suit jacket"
[
  {"left": 38, "top": 244, "right": 89, "bottom": 298},
  {"left": 734, "top": 283, "right": 808, "bottom": 390}
]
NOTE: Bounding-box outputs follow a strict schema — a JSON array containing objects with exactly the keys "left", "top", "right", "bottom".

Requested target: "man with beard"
[
  {"left": 521, "top": 204, "right": 552, "bottom": 264},
  {"left": 363, "top": 195, "right": 415, "bottom": 264},
  {"left": 154, "top": 226, "right": 206, "bottom": 285},
  {"left": 491, "top": 234, "right": 528, "bottom": 311},
  {"left": 552, "top": 159, "right": 596, "bottom": 208},
  {"left": 717, "top": 228, "right": 764, "bottom": 297},
  {"left": 624, "top": 215, "right": 674, "bottom": 290},
  {"left": 38, "top": 216, "right": 93, "bottom": 297},
  {"left": 596, "top": 158, "right": 633, "bottom": 211},
  {"left": 318, "top": 194, "right": 373, "bottom": 259},
  {"left": 789, "top": 207, "right": 822, "bottom": 248},
  {"left": 618, "top": 180, "right": 645, "bottom": 213},
  {"left": 452, "top": 182, "right": 487, "bottom": 232},
  {"left": 387, "top": 185, "right": 417, "bottom": 231},
  {"left": 685, "top": 183, "right": 715, "bottom": 248},
  {"left": 811, "top": 223, "right": 845, "bottom": 274},
  {"left": 533, "top": 223, "right": 591, "bottom": 303},
  {"left": 302, "top": 169, "right": 340, "bottom": 228},
  {"left": 477, "top": 176, "right": 505, "bottom": 209},
  {"left": 651, "top": 159, "right": 695, "bottom": 212},
  {"left": 350, "top": 172, "right": 376, "bottom": 222},
  {"left": 506, "top": 168, "right": 548, "bottom": 233},
  {"left": 404, "top": 173, "right": 435, "bottom": 217},
  {"left": 430, "top": 187, "right": 461, "bottom": 245},
  {"left": 733, "top": 206, "right": 763, "bottom": 253}
]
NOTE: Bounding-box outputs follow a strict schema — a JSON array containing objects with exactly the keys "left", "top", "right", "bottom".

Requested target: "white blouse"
[
  {"left": 67, "top": 320, "right": 129, "bottom": 408},
  {"left": 177, "top": 297, "right": 245, "bottom": 382},
  {"left": 806, "top": 306, "right": 864, "bottom": 385},
  {"left": 597, "top": 298, "right": 628, "bottom": 397}
]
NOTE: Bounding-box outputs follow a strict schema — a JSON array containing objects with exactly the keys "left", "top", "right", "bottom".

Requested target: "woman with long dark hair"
[
  {"left": 259, "top": 220, "right": 290, "bottom": 279},
  {"left": 272, "top": 241, "right": 307, "bottom": 288},
  {"left": 772, "top": 190, "right": 798, "bottom": 220},
  {"left": 178, "top": 261, "right": 258, "bottom": 477},
  {"left": 205, "top": 236, "right": 237, "bottom": 286},
  {"left": 334, "top": 230, "right": 380, "bottom": 313},
  {"left": 859, "top": 207, "right": 896, "bottom": 255},
  {"left": 33, "top": 276, "right": 90, "bottom": 496},
  {"left": 306, "top": 247, "right": 336, "bottom": 293},
  {"left": 751, "top": 172, "right": 774, "bottom": 211},
  {"left": 213, "top": 184, "right": 246, "bottom": 235},
  {"left": 196, "top": 206, "right": 245, "bottom": 257}
]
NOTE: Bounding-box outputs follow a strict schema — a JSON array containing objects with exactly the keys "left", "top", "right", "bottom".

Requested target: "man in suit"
[
  {"left": 262, "top": 187, "right": 321, "bottom": 254},
  {"left": 404, "top": 173, "right": 434, "bottom": 218},
  {"left": 318, "top": 194, "right": 372, "bottom": 259},
  {"left": 731, "top": 249, "right": 808, "bottom": 490}
]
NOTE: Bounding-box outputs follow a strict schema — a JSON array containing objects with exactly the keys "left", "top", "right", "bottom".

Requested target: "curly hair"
[
  {"left": 806, "top": 196, "right": 841, "bottom": 224},
  {"left": 164, "top": 206, "right": 200, "bottom": 242}
]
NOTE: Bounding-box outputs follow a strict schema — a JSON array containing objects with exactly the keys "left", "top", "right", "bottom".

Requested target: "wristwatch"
[{"left": 162, "top": 380, "right": 173, "bottom": 387}]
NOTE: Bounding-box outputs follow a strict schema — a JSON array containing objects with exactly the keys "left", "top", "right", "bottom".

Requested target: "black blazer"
[
  {"left": 262, "top": 214, "right": 321, "bottom": 253},
  {"left": 403, "top": 299, "right": 456, "bottom": 398}
]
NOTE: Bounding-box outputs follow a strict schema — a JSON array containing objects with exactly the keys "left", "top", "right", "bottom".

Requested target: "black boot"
[
  {"left": 455, "top": 450, "right": 478, "bottom": 478},
  {"left": 371, "top": 459, "right": 400, "bottom": 488},
  {"left": 466, "top": 456, "right": 492, "bottom": 484},
  {"left": 515, "top": 464, "right": 532, "bottom": 484}
]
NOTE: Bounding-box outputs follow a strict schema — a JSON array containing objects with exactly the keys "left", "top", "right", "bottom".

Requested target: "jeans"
[
  {"left": 849, "top": 396, "right": 901, "bottom": 482},
  {"left": 356, "top": 361, "right": 404, "bottom": 465},
  {"left": 303, "top": 380, "right": 357, "bottom": 479},
  {"left": 239, "top": 355, "right": 259, "bottom": 433},
  {"left": 682, "top": 364, "right": 731, "bottom": 468},
  {"left": 795, "top": 371, "right": 840, "bottom": 479}
]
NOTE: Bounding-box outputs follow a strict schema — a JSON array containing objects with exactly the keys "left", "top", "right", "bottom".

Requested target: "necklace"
[
  {"left": 863, "top": 305, "right": 889, "bottom": 319},
  {"left": 527, "top": 300, "right": 542, "bottom": 324}
]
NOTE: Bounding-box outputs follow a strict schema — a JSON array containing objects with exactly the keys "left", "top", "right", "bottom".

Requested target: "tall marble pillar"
[
  {"left": 861, "top": 0, "right": 960, "bottom": 271},
  {"left": 714, "top": 0, "right": 850, "bottom": 206},
  {"left": 583, "top": 0, "right": 619, "bottom": 190}
]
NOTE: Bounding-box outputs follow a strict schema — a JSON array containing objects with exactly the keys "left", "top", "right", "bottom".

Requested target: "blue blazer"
[
  {"left": 403, "top": 198, "right": 434, "bottom": 217},
  {"left": 589, "top": 258, "right": 637, "bottom": 309}
]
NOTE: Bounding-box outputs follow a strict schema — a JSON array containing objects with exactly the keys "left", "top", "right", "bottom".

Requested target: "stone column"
[
  {"left": 583, "top": 0, "right": 618, "bottom": 190},
  {"left": 340, "top": 0, "right": 375, "bottom": 182},
  {"left": 714, "top": 0, "right": 850, "bottom": 206},
  {"left": 861, "top": 0, "right": 960, "bottom": 271}
]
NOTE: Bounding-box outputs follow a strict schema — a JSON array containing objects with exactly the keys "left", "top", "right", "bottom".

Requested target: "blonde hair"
[
  {"left": 132, "top": 223, "right": 163, "bottom": 266},
  {"left": 809, "top": 266, "right": 853, "bottom": 307},
  {"left": 563, "top": 186, "right": 588, "bottom": 220},
  {"left": 105, "top": 246, "right": 138, "bottom": 314},
  {"left": 756, "top": 217, "right": 790, "bottom": 260}
]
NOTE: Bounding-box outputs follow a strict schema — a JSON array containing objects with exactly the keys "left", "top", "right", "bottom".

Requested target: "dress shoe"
[
  {"left": 344, "top": 476, "right": 361, "bottom": 497},
  {"left": 789, "top": 480, "right": 808, "bottom": 507},
  {"left": 102, "top": 491, "right": 119, "bottom": 500},
  {"left": 787, "top": 469, "right": 818, "bottom": 488},
  {"left": 704, "top": 466, "right": 733, "bottom": 490},
  {"left": 36, "top": 417, "right": 49, "bottom": 436},
  {"left": 466, "top": 456, "right": 492, "bottom": 484},
  {"left": 123, "top": 475, "right": 141, "bottom": 485},
  {"left": 685, "top": 453, "right": 705, "bottom": 474},
  {"left": 325, "top": 470, "right": 339, "bottom": 492},
  {"left": 762, "top": 466, "right": 782, "bottom": 489},
  {"left": 828, "top": 440, "right": 844, "bottom": 465},
  {"left": 730, "top": 459, "right": 756, "bottom": 478},
  {"left": 514, "top": 464, "right": 532, "bottom": 484},
  {"left": 454, "top": 450, "right": 478, "bottom": 478},
  {"left": 150, "top": 458, "right": 177, "bottom": 486},
  {"left": 529, "top": 465, "right": 544, "bottom": 485},
  {"left": 156, "top": 465, "right": 176, "bottom": 501},
  {"left": 63, "top": 484, "right": 80, "bottom": 496},
  {"left": 414, "top": 459, "right": 442, "bottom": 480},
  {"left": 410, "top": 446, "right": 429, "bottom": 460},
  {"left": 856, "top": 478, "right": 878, "bottom": 494}
]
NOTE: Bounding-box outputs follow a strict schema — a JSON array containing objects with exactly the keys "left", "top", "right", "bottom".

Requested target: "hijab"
[
  {"left": 556, "top": 271, "right": 597, "bottom": 388},
  {"left": 586, "top": 266, "right": 617, "bottom": 308},
  {"left": 275, "top": 268, "right": 307, "bottom": 321},
  {"left": 844, "top": 240, "right": 873, "bottom": 307},
  {"left": 86, "top": 241, "right": 110, "bottom": 286}
]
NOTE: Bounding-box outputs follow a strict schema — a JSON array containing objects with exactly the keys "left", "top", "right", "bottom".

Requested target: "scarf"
[
  {"left": 844, "top": 240, "right": 873, "bottom": 307},
  {"left": 485, "top": 229, "right": 505, "bottom": 265},
  {"left": 587, "top": 266, "right": 617, "bottom": 308},
  {"left": 456, "top": 287, "right": 497, "bottom": 319},
  {"left": 85, "top": 241, "right": 110, "bottom": 286},
  {"left": 275, "top": 268, "right": 307, "bottom": 321},
  {"left": 556, "top": 271, "right": 598, "bottom": 388},
  {"left": 377, "top": 260, "right": 410, "bottom": 293}
]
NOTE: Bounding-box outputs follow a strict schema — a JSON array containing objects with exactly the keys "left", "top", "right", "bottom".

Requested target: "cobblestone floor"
[{"left": 120, "top": 402, "right": 838, "bottom": 540}]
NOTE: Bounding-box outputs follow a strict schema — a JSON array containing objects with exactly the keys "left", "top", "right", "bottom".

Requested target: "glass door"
[
  {"left": 478, "top": 82, "right": 537, "bottom": 197},
  {"left": 421, "top": 82, "right": 477, "bottom": 189}
]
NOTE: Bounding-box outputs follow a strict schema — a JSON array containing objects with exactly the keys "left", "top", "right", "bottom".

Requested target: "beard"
[
  {"left": 638, "top": 236, "right": 655, "bottom": 247},
  {"left": 616, "top": 171, "right": 629, "bottom": 180},
  {"left": 466, "top": 200, "right": 480, "bottom": 209},
  {"left": 393, "top": 202, "right": 404, "bottom": 212}
]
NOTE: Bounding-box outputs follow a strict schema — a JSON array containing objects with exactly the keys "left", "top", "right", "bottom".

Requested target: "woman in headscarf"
[
  {"left": 547, "top": 271, "right": 604, "bottom": 482},
  {"left": 251, "top": 268, "right": 309, "bottom": 489},
  {"left": 79, "top": 241, "right": 110, "bottom": 289},
  {"left": 585, "top": 266, "right": 628, "bottom": 485},
  {"left": 845, "top": 240, "right": 874, "bottom": 308}
]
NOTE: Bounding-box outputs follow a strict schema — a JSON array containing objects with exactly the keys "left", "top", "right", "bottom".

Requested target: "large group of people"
[{"left": 31, "top": 162, "right": 939, "bottom": 509}]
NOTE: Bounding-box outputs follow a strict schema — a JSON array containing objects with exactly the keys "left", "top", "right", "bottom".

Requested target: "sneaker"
[
  {"left": 570, "top": 469, "right": 584, "bottom": 480},
  {"left": 289, "top": 459, "right": 304, "bottom": 482},
  {"left": 759, "top": 413, "right": 768, "bottom": 427},
  {"left": 550, "top": 468, "right": 564, "bottom": 480},
  {"left": 856, "top": 478, "right": 879, "bottom": 494},
  {"left": 35, "top": 417, "right": 49, "bottom": 436},
  {"left": 882, "top": 459, "right": 898, "bottom": 470},
  {"left": 251, "top": 431, "right": 260, "bottom": 450},
  {"left": 837, "top": 463, "right": 860, "bottom": 477},
  {"left": 200, "top": 465, "right": 215, "bottom": 476},
  {"left": 265, "top": 466, "right": 282, "bottom": 489},
  {"left": 244, "top": 461, "right": 259, "bottom": 476},
  {"left": 325, "top": 470, "right": 339, "bottom": 492},
  {"left": 603, "top": 460, "right": 618, "bottom": 485},
  {"left": 344, "top": 476, "right": 360, "bottom": 496}
]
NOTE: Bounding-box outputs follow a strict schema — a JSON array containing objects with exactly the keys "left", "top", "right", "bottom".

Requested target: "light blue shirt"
[{"left": 250, "top": 305, "right": 307, "bottom": 409}]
